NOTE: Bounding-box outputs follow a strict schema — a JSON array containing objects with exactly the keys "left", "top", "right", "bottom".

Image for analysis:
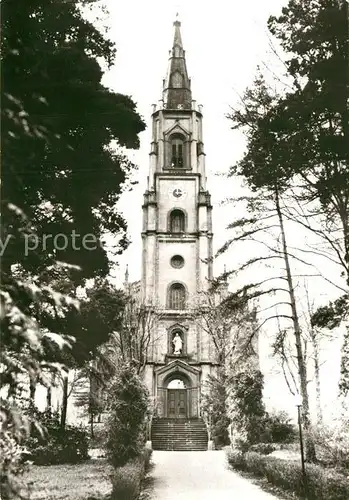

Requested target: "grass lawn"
[{"left": 24, "top": 459, "right": 113, "bottom": 500}]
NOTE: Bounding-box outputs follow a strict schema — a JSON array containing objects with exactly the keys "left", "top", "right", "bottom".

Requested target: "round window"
[{"left": 171, "top": 255, "right": 184, "bottom": 269}]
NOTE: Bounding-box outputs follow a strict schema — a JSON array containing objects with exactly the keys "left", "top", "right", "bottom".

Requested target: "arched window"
[
  {"left": 170, "top": 134, "right": 184, "bottom": 168},
  {"left": 169, "top": 209, "right": 185, "bottom": 233},
  {"left": 171, "top": 71, "right": 183, "bottom": 88},
  {"left": 168, "top": 283, "right": 186, "bottom": 310}
]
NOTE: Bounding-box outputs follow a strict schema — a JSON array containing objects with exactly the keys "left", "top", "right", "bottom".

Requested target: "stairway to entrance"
[{"left": 151, "top": 418, "right": 208, "bottom": 451}]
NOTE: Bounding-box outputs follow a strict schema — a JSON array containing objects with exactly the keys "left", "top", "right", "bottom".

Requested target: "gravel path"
[{"left": 147, "top": 450, "right": 281, "bottom": 500}]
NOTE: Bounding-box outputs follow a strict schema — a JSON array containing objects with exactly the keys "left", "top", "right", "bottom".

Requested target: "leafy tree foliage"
[
  {"left": 312, "top": 294, "right": 349, "bottom": 330},
  {"left": 2, "top": 0, "right": 145, "bottom": 279},
  {"left": 268, "top": 0, "right": 349, "bottom": 280},
  {"left": 1, "top": 0, "right": 144, "bottom": 496}
]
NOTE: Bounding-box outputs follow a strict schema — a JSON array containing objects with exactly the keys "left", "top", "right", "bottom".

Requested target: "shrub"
[
  {"left": 111, "top": 448, "right": 152, "bottom": 500},
  {"left": 264, "top": 411, "right": 297, "bottom": 444},
  {"left": 226, "top": 449, "right": 349, "bottom": 500},
  {"left": 24, "top": 411, "right": 89, "bottom": 465},
  {"left": 226, "top": 449, "right": 246, "bottom": 470},
  {"left": 311, "top": 421, "right": 349, "bottom": 468},
  {"left": 111, "top": 459, "right": 143, "bottom": 500},
  {"left": 249, "top": 443, "right": 277, "bottom": 455},
  {"left": 105, "top": 364, "right": 149, "bottom": 468}
]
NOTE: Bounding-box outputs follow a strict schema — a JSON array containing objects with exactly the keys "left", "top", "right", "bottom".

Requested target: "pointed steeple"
[
  {"left": 124, "top": 264, "right": 129, "bottom": 291},
  {"left": 173, "top": 14, "right": 183, "bottom": 48},
  {"left": 163, "top": 17, "right": 192, "bottom": 110}
]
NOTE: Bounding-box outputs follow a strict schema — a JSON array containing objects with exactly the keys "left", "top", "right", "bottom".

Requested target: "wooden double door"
[{"left": 167, "top": 389, "right": 187, "bottom": 418}]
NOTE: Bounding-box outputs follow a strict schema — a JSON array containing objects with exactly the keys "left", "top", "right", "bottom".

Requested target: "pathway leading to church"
[{"left": 146, "top": 450, "right": 281, "bottom": 500}]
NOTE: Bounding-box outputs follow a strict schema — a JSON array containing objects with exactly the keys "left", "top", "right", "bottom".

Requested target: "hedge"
[
  {"left": 111, "top": 448, "right": 152, "bottom": 500},
  {"left": 226, "top": 449, "right": 349, "bottom": 500}
]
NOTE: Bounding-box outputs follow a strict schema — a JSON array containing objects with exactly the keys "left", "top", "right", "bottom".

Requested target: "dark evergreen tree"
[{"left": 1, "top": 1, "right": 144, "bottom": 496}]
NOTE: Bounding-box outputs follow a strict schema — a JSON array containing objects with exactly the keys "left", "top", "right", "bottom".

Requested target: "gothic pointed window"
[
  {"left": 170, "top": 134, "right": 184, "bottom": 168},
  {"left": 169, "top": 209, "right": 185, "bottom": 233},
  {"left": 168, "top": 283, "right": 186, "bottom": 310}
]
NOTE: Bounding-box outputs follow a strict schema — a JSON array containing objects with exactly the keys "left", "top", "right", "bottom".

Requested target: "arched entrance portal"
[
  {"left": 165, "top": 376, "right": 188, "bottom": 419},
  {"left": 154, "top": 360, "right": 201, "bottom": 419}
]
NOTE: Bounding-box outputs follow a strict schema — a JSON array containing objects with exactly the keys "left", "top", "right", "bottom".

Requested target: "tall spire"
[
  {"left": 173, "top": 13, "right": 183, "bottom": 48},
  {"left": 163, "top": 17, "right": 192, "bottom": 110}
]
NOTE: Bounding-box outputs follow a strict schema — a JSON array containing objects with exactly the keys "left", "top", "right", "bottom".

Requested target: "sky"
[{"left": 82, "top": 0, "right": 346, "bottom": 421}]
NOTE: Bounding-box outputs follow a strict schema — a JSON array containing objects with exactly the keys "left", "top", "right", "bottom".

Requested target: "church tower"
[{"left": 141, "top": 19, "right": 215, "bottom": 420}]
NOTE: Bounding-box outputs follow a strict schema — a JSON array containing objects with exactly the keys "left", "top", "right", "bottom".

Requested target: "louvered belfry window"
[
  {"left": 169, "top": 283, "right": 186, "bottom": 310},
  {"left": 171, "top": 138, "right": 184, "bottom": 168}
]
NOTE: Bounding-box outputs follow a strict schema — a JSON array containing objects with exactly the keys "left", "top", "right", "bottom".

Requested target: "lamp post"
[{"left": 294, "top": 394, "right": 306, "bottom": 496}]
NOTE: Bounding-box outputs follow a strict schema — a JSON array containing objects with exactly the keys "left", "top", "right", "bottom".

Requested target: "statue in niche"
[{"left": 172, "top": 332, "right": 183, "bottom": 355}]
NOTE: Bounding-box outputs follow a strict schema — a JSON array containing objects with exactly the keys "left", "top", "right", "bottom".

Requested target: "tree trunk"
[
  {"left": 60, "top": 376, "right": 69, "bottom": 430},
  {"left": 311, "top": 329, "right": 323, "bottom": 425},
  {"left": 29, "top": 377, "right": 36, "bottom": 405},
  {"left": 275, "top": 186, "right": 316, "bottom": 462},
  {"left": 46, "top": 386, "right": 52, "bottom": 415},
  {"left": 305, "top": 284, "right": 323, "bottom": 425},
  {"left": 90, "top": 412, "right": 94, "bottom": 439},
  {"left": 339, "top": 324, "right": 349, "bottom": 397}
]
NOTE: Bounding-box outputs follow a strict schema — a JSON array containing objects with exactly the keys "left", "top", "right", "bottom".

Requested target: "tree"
[
  {"left": 194, "top": 287, "right": 258, "bottom": 371},
  {"left": 226, "top": 2, "right": 348, "bottom": 434},
  {"left": 217, "top": 190, "right": 317, "bottom": 459},
  {"left": 1, "top": 0, "right": 144, "bottom": 496},
  {"left": 226, "top": 75, "right": 317, "bottom": 460},
  {"left": 71, "top": 286, "right": 161, "bottom": 433},
  {"left": 35, "top": 278, "right": 125, "bottom": 429},
  {"left": 303, "top": 284, "right": 325, "bottom": 424},
  {"left": 2, "top": 0, "right": 145, "bottom": 280},
  {"left": 195, "top": 287, "right": 260, "bottom": 447},
  {"left": 312, "top": 294, "right": 349, "bottom": 398},
  {"left": 105, "top": 364, "right": 149, "bottom": 468},
  {"left": 224, "top": 0, "right": 348, "bottom": 456},
  {"left": 272, "top": 281, "right": 331, "bottom": 426},
  {"left": 268, "top": 2, "right": 349, "bottom": 399},
  {"left": 108, "top": 291, "right": 161, "bottom": 375},
  {"left": 228, "top": 369, "right": 268, "bottom": 450},
  {"left": 267, "top": 2, "right": 349, "bottom": 275}
]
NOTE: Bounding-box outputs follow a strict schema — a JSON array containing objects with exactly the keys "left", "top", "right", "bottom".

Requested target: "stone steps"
[{"left": 151, "top": 418, "right": 208, "bottom": 451}]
